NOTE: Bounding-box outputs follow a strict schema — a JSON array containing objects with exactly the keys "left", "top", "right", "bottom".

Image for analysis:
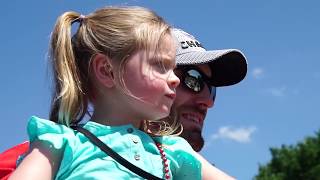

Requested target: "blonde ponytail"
[{"left": 49, "top": 12, "right": 85, "bottom": 125}]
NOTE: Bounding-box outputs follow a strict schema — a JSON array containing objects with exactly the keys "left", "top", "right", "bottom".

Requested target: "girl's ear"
[{"left": 91, "top": 53, "right": 115, "bottom": 88}]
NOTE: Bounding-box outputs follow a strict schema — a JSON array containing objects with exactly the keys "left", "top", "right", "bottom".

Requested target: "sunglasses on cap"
[{"left": 175, "top": 66, "right": 216, "bottom": 101}]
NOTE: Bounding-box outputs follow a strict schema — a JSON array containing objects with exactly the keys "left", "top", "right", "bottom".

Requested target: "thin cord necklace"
[{"left": 156, "top": 142, "right": 170, "bottom": 180}]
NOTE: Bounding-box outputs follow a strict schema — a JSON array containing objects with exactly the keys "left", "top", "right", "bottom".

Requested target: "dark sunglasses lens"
[
  {"left": 182, "top": 68, "right": 216, "bottom": 101},
  {"left": 184, "top": 70, "right": 204, "bottom": 92},
  {"left": 210, "top": 86, "right": 217, "bottom": 100}
]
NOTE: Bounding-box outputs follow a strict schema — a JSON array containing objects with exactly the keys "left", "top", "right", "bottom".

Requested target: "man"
[{"left": 171, "top": 28, "right": 247, "bottom": 152}]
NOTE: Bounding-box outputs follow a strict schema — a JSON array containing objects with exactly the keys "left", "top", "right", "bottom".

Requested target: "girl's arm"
[
  {"left": 9, "top": 140, "right": 62, "bottom": 180},
  {"left": 195, "top": 153, "right": 236, "bottom": 180}
]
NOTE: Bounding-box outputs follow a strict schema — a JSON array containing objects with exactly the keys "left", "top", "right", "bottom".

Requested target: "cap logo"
[{"left": 180, "top": 41, "right": 203, "bottom": 49}]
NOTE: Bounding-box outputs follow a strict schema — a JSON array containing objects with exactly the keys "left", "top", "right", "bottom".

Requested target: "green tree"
[{"left": 255, "top": 131, "right": 320, "bottom": 180}]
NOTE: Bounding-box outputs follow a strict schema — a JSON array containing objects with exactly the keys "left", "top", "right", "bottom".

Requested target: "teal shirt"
[{"left": 26, "top": 116, "right": 201, "bottom": 180}]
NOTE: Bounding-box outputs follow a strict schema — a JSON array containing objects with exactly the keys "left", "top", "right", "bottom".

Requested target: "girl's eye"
[
  {"left": 155, "top": 62, "right": 168, "bottom": 72},
  {"left": 152, "top": 60, "right": 172, "bottom": 73},
  {"left": 150, "top": 55, "right": 176, "bottom": 75}
]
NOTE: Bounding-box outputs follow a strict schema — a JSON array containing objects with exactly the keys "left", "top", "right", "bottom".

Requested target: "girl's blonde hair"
[
  {"left": 142, "top": 109, "right": 183, "bottom": 136},
  {"left": 49, "top": 6, "right": 180, "bottom": 134}
]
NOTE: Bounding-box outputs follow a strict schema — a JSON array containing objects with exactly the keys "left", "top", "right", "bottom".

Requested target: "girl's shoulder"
[
  {"left": 27, "top": 116, "right": 77, "bottom": 149},
  {"left": 26, "top": 116, "right": 143, "bottom": 152}
]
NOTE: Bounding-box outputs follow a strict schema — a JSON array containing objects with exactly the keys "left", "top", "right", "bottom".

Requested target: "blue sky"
[{"left": 1, "top": 0, "right": 319, "bottom": 179}]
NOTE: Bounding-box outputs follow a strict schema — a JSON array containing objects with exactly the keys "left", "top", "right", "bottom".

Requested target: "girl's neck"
[
  {"left": 90, "top": 109, "right": 142, "bottom": 128},
  {"left": 91, "top": 91, "right": 144, "bottom": 128}
]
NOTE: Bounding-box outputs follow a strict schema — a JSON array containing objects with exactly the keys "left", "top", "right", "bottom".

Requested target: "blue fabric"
[{"left": 26, "top": 116, "right": 202, "bottom": 180}]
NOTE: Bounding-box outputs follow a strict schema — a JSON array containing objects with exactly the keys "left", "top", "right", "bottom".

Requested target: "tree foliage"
[{"left": 255, "top": 131, "right": 320, "bottom": 180}]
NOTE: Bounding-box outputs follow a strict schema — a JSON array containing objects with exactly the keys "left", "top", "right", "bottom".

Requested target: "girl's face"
[{"left": 121, "top": 34, "right": 180, "bottom": 121}]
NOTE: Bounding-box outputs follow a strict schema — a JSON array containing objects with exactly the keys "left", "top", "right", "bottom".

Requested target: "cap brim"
[{"left": 176, "top": 49, "right": 247, "bottom": 87}]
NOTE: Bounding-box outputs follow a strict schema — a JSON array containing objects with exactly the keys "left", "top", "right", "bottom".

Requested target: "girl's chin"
[{"left": 151, "top": 111, "right": 170, "bottom": 121}]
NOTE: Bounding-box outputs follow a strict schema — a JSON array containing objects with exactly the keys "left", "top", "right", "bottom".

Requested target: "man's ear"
[{"left": 91, "top": 53, "right": 115, "bottom": 88}]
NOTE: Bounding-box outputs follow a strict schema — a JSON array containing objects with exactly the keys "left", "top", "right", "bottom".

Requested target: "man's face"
[{"left": 173, "top": 64, "right": 214, "bottom": 152}]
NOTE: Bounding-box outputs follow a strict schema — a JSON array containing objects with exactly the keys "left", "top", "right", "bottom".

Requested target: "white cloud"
[
  {"left": 252, "top": 68, "right": 264, "bottom": 79},
  {"left": 210, "top": 126, "right": 257, "bottom": 143},
  {"left": 266, "top": 86, "right": 287, "bottom": 97}
]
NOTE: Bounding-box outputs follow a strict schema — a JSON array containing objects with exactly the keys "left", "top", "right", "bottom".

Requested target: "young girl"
[
  {"left": 8, "top": 6, "right": 202, "bottom": 180},
  {"left": 8, "top": 5, "right": 236, "bottom": 180}
]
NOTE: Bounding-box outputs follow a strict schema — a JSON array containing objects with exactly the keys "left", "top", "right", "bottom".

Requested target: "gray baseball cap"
[{"left": 172, "top": 28, "right": 248, "bottom": 87}]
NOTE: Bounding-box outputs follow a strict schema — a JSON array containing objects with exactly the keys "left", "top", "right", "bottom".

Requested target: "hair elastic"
[
  {"left": 79, "top": 14, "right": 85, "bottom": 22},
  {"left": 72, "top": 14, "right": 86, "bottom": 24}
]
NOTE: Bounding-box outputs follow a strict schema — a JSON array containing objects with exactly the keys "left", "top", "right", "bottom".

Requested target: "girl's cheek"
[{"left": 151, "top": 79, "right": 168, "bottom": 91}]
